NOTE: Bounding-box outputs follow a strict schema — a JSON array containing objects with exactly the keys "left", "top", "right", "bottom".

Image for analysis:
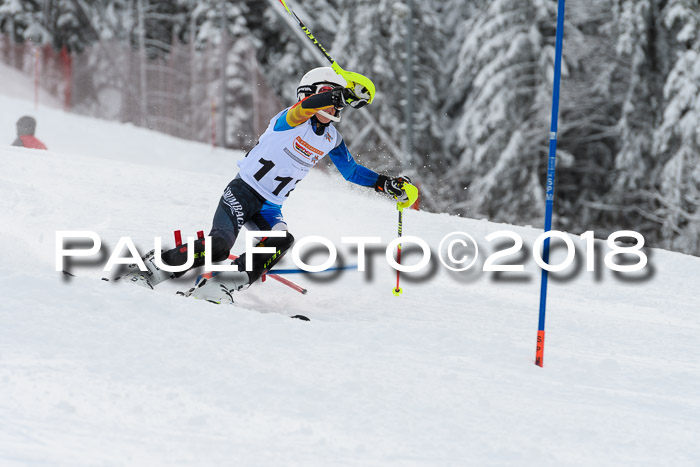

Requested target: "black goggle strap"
[{"left": 297, "top": 85, "right": 314, "bottom": 97}]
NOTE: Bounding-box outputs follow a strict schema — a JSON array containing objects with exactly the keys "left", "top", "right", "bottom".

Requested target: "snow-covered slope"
[
  {"left": 0, "top": 62, "right": 62, "bottom": 111},
  {"left": 1, "top": 86, "right": 699, "bottom": 466}
]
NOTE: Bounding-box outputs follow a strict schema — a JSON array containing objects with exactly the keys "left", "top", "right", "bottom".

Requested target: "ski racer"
[
  {"left": 12, "top": 116, "right": 47, "bottom": 150},
  {"left": 124, "top": 67, "right": 415, "bottom": 303}
]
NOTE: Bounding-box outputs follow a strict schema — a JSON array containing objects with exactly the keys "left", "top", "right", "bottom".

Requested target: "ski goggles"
[{"left": 315, "top": 84, "right": 340, "bottom": 94}]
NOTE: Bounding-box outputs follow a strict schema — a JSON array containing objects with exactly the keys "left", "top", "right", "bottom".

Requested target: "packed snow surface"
[{"left": 1, "top": 78, "right": 699, "bottom": 466}]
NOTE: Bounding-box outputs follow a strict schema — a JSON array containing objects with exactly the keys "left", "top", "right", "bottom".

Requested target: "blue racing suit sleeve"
[
  {"left": 273, "top": 110, "right": 294, "bottom": 131},
  {"left": 328, "top": 139, "right": 380, "bottom": 187}
]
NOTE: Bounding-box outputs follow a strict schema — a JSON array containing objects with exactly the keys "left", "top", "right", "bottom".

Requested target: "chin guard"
[{"left": 317, "top": 109, "right": 341, "bottom": 122}]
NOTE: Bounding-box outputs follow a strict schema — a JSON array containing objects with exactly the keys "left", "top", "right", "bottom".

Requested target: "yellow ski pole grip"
[{"left": 396, "top": 183, "right": 419, "bottom": 211}]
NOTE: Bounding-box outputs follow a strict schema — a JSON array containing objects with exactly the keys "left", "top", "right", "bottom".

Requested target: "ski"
[
  {"left": 193, "top": 254, "right": 308, "bottom": 295},
  {"left": 62, "top": 270, "right": 310, "bottom": 321}
]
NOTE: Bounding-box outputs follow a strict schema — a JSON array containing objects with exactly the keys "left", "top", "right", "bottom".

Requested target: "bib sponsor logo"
[
  {"left": 293, "top": 136, "right": 323, "bottom": 159},
  {"left": 294, "top": 140, "right": 313, "bottom": 158}
]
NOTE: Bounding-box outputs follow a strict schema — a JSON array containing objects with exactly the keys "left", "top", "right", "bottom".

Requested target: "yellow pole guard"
[
  {"left": 396, "top": 182, "right": 419, "bottom": 211},
  {"left": 331, "top": 62, "right": 376, "bottom": 104}
]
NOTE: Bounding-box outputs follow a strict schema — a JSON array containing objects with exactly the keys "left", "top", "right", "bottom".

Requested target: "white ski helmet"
[{"left": 296, "top": 67, "right": 347, "bottom": 101}]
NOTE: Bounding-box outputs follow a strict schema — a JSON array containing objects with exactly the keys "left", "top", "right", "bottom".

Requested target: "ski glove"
[
  {"left": 375, "top": 175, "right": 412, "bottom": 202},
  {"left": 330, "top": 87, "right": 369, "bottom": 109}
]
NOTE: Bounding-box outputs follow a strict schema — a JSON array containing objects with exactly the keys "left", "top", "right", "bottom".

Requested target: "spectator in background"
[{"left": 12, "top": 116, "right": 47, "bottom": 150}]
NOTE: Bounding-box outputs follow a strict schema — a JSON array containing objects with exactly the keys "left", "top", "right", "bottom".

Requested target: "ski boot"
[
  {"left": 120, "top": 250, "right": 174, "bottom": 289},
  {"left": 186, "top": 270, "right": 250, "bottom": 304}
]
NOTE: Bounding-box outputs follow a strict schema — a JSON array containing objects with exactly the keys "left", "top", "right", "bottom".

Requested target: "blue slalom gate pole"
[{"left": 536, "top": 0, "right": 566, "bottom": 367}]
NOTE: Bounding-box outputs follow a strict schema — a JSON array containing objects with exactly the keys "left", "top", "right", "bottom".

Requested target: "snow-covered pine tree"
[
  {"left": 43, "top": 0, "right": 98, "bottom": 53},
  {"left": 605, "top": 0, "right": 669, "bottom": 240},
  {"left": 653, "top": 0, "right": 700, "bottom": 254},
  {"left": 0, "top": 0, "right": 47, "bottom": 44},
  {"left": 137, "top": 0, "right": 191, "bottom": 135},
  {"left": 253, "top": 0, "right": 340, "bottom": 104},
  {"left": 444, "top": 0, "right": 567, "bottom": 225},
  {"left": 552, "top": 0, "right": 625, "bottom": 232},
  {"left": 0, "top": 0, "right": 48, "bottom": 69},
  {"left": 225, "top": 34, "right": 264, "bottom": 149},
  {"left": 178, "top": 0, "right": 284, "bottom": 149},
  {"left": 329, "top": 0, "right": 444, "bottom": 197},
  {"left": 331, "top": 0, "right": 399, "bottom": 168}
]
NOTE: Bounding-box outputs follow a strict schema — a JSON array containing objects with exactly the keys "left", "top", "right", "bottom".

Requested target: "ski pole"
[
  {"left": 393, "top": 208, "right": 404, "bottom": 296},
  {"left": 264, "top": 272, "right": 307, "bottom": 294},
  {"left": 227, "top": 254, "right": 307, "bottom": 294},
  {"left": 275, "top": 0, "right": 376, "bottom": 104},
  {"left": 392, "top": 183, "right": 419, "bottom": 296}
]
